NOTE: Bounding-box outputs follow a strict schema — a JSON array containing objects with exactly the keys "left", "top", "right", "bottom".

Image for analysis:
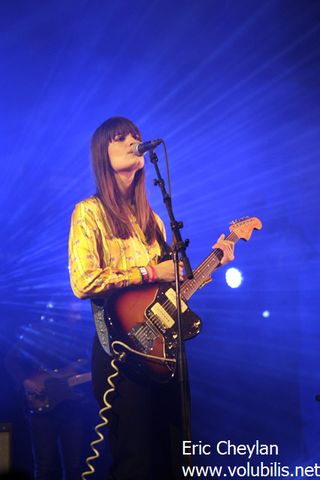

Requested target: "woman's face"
[{"left": 108, "top": 132, "right": 144, "bottom": 174}]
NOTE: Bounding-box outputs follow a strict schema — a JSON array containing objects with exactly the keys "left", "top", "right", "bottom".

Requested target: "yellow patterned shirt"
[{"left": 68, "top": 195, "right": 166, "bottom": 299}]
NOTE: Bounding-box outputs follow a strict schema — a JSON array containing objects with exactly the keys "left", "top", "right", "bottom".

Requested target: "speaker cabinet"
[{"left": 0, "top": 423, "right": 11, "bottom": 473}]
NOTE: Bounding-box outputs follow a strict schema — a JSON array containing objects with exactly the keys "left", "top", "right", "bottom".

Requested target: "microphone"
[{"left": 131, "top": 139, "right": 162, "bottom": 156}]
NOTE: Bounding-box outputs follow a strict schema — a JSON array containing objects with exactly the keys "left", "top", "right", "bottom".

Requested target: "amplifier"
[{"left": 0, "top": 423, "right": 11, "bottom": 473}]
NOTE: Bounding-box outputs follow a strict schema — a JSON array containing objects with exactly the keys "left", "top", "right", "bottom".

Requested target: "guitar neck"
[
  {"left": 181, "top": 231, "right": 239, "bottom": 301},
  {"left": 68, "top": 372, "right": 92, "bottom": 387}
]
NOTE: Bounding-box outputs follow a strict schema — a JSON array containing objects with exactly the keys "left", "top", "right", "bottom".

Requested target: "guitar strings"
[
  {"left": 159, "top": 247, "right": 228, "bottom": 314},
  {"left": 181, "top": 232, "right": 238, "bottom": 298},
  {"left": 149, "top": 234, "right": 238, "bottom": 334}
]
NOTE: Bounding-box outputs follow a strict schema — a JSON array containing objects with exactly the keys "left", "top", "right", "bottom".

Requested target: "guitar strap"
[{"left": 91, "top": 297, "right": 112, "bottom": 356}]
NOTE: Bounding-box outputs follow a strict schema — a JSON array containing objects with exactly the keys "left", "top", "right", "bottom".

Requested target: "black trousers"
[
  {"left": 92, "top": 335, "right": 189, "bottom": 480},
  {"left": 28, "top": 401, "right": 84, "bottom": 480}
]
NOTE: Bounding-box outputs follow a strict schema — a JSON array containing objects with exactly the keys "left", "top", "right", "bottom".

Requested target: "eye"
[{"left": 114, "top": 134, "right": 126, "bottom": 142}]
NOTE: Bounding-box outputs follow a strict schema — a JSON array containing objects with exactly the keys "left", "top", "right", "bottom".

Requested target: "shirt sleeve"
[{"left": 68, "top": 203, "right": 143, "bottom": 299}]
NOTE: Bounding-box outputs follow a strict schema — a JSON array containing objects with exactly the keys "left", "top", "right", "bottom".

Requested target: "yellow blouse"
[{"left": 68, "top": 195, "right": 166, "bottom": 299}]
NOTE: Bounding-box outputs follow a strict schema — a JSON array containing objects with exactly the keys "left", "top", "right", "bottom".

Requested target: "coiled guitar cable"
[
  {"left": 81, "top": 350, "right": 121, "bottom": 480},
  {"left": 81, "top": 340, "right": 175, "bottom": 479}
]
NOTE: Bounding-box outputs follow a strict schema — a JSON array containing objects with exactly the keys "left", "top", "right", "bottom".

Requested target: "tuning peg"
[{"left": 230, "top": 216, "right": 250, "bottom": 225}]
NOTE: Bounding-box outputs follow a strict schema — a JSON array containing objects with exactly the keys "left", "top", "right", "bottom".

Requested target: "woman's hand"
[
  {"left": 213, "top": 234, "right": 235, "bottom": 266},
  {"left": 153, "top": 260, "right": 184, "bottom": 282}
]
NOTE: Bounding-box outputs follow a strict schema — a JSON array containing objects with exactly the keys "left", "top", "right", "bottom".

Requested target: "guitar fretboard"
[{"left": 181, "top": 231, "right": 239, "bottom": 300}]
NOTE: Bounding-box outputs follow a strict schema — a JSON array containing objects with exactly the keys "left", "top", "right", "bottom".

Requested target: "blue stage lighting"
[{"left": 225, "top": 268, "right": 243, "bottom": 288}]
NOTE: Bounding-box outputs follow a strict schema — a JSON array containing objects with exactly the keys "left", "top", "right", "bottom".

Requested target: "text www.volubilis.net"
[{"left": 181, "top": 462, "right": 320, "bottom": 478}]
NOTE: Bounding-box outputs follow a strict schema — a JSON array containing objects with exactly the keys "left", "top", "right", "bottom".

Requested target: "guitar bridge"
[{"left": 128, "top": 322, "right": 157, "bottom": 353}]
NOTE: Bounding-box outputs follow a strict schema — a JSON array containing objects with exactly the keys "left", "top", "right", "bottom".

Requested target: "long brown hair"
[{"left": 91, "top": 116, "right": 160, "bottom": 243}]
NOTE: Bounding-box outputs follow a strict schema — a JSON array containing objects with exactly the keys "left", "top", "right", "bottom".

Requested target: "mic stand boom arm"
[{"left": 149, "top": 149, "right": 193, "bottom": 449}]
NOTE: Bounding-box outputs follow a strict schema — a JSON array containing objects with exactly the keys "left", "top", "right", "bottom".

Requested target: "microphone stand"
[{"left": 149, "top": 149, "right": 193, "bottom": 457}]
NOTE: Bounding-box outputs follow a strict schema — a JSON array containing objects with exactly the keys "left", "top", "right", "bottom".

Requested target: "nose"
[{"left": 127, "top": 134, "right": 139, "bottom": 147}]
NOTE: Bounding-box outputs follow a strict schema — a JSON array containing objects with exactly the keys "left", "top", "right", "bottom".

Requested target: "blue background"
[{"left": 1, "top": 0, "right": 320, "bottom": 475}]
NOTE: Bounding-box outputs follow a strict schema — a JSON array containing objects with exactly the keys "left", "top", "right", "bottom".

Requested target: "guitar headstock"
[{"left": 229, "top": 217, "right": 262, "bottom": 241}]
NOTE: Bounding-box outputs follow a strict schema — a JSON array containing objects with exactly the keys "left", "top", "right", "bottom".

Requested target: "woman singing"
[{"left": 68, "top": 116, "right": 234, "bottom": 480}]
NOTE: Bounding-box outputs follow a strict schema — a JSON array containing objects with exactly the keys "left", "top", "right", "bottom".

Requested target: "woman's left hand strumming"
[{"left": 213, "top": 234, "right": 235, "bottom": 266}]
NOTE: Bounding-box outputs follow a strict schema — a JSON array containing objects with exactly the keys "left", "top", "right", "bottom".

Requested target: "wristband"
[
  {"left": 139, "top": 266, "right": 149, "bottom": 283},
  {"left": 148, "top": 265, "right": 157, "bottom": 283}
]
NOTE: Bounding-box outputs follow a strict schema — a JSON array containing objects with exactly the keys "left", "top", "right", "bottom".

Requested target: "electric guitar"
[
  {"left": 96, "top": 217, "right": 262, "bottom": 381},
  {"left": 24, "top": 361, "right": 92, "bottom": 414}
]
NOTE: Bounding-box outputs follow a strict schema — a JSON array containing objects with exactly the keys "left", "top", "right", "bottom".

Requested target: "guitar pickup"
[
  {"left": 165, "top": 288, "right": 188, "bottom": 313},
  {"left": 150, "top": 303, "right": 175, "bottom": 329}
]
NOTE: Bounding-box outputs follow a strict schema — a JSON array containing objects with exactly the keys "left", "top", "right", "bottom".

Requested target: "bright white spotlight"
[
  {"left": 225, "top": 268, "right": 243, "bottom": 288},
  {"left": 262, "top": 310, "right": 270, "bottom": 318}
]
